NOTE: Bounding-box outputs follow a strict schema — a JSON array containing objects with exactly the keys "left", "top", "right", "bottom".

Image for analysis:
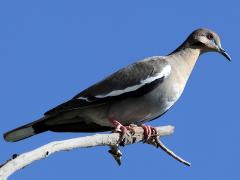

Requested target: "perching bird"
[{"left": 4, "top": 28, "right": 231, "bottom": 142}]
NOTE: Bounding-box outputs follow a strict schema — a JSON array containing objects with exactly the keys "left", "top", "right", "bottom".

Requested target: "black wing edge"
[{"left": 44, "top": 76, "right": 164, "bottom": 116}]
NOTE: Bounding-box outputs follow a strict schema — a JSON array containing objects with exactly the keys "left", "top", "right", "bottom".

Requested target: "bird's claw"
[
  {"left": 111, "top": 120, "right": 159, "bottom": 145},
  {"left": 111, "top": 120, "right": 135, "bottom": 146},
  {"left": 141, "top": 124, "right": 158, "bottom": 143}
]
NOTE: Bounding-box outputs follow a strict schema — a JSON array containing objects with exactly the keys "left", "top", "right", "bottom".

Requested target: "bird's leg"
[
  {"left": 111, "top": 120, "right": 135, "bottom": 145},
  {"left": 141, "top": 124, "right": 158, "bottom": 142},
  {"left": 111, "top": 120, "right": 134, "bottom": 134},
  {"left": 141, "top": 125, "right": 151, "bottom": 141}
]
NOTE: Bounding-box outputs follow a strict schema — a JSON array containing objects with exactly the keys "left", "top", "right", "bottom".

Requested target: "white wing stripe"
[
  {"left": 78, "top": 97, "right": 92, "bottom": 102},
  {"left": 94, "top": 64, "right": 171, "bottom": 98}
]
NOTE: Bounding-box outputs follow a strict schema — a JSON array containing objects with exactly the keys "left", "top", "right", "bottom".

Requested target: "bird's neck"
[{"left": 167, "top": 46, "right": 201, "bottom": 85}]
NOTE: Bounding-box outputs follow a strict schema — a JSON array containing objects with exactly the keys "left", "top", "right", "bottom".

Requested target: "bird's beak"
[{"left": 218, "top": 47, "right": 231, "bottom": 61}]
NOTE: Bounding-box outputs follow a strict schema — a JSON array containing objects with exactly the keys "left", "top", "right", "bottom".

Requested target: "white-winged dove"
[{"left": 4, "top": 28, "right": 231, "bottom": 142}]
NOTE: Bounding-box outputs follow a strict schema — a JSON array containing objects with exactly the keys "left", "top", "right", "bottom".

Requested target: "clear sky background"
[{"left": 0, "top": 0, "right": 239, "bottom": 179}]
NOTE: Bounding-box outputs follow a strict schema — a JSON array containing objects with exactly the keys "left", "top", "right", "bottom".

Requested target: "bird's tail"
[{"left": 3, "top": 117, "right": 48, "bottom": 142}]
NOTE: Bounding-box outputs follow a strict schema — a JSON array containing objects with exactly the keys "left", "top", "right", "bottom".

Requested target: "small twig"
[
  {"left": 151, "top": 137, "right": 191, "bottom": 166},
  {"left": 108, "top": 145, "right": 122, "bottom": 166}
]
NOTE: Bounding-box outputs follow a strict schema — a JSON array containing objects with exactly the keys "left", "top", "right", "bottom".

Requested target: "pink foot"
[
  {"left": 111, "top": 120, "right": 133, "bottom": 133},
  {"left": 111, "top": 120, "right": 134, "bottom": 145},
  {"left": 141, "top": 124, "right": 158, "bottom": 142}
]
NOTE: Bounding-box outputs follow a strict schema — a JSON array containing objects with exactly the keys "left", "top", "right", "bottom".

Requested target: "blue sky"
[{"left": 0, "top": 0, "right": 239, "bottom": 179}]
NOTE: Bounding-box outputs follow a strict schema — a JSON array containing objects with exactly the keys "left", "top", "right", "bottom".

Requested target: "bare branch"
[
  {"left": 148, "top": 137, "right": 191, "bottom": 166},
  {"left": 0, "top": 125, "right": 188, "bottom": 180}
]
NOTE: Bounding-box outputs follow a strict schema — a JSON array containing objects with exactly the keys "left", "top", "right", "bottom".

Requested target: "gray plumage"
[{"left": 4, "top": 28, "right": 231, "bottom": 142}]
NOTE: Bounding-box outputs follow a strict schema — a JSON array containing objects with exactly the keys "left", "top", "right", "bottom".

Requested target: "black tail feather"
[{"left": 4, "top": 118, "right": 48, "bottom": 142}]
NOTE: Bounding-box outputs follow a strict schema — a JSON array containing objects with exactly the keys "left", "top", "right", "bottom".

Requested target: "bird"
[{"left": 3, "top": 28, "right": 231, "bottom": 142}]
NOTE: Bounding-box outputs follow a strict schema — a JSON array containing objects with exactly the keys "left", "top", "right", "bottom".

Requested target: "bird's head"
[{"left": 187, "top": 28, "right": 231, "bottom": 61}]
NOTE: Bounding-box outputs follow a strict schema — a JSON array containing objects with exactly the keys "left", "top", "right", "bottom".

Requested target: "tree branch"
[{"left": 0, "top": 125, "right": 189, "bottom": 180}]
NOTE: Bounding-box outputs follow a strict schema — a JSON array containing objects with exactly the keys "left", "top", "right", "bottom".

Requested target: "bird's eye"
[{"left": 207, "top": 33, "right": 214, "bottom": 40}]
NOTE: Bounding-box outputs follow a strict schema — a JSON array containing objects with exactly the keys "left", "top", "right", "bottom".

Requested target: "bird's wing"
[{"left": 44, "top": 56, "right": 171, "bottom": 116}]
